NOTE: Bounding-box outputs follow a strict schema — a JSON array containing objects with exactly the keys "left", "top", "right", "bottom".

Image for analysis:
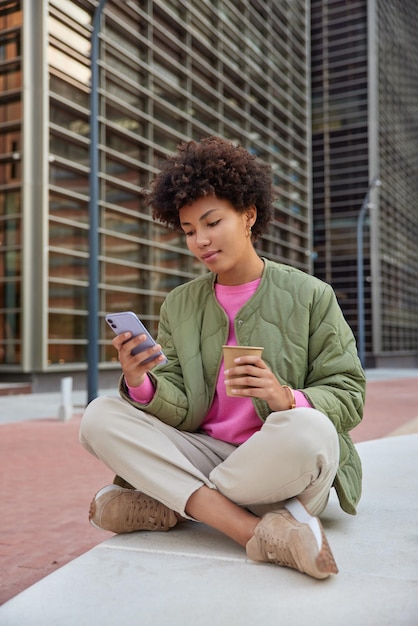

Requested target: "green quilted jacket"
[{"left": 119, "top": 258, "right": 366, "bottom": 514}]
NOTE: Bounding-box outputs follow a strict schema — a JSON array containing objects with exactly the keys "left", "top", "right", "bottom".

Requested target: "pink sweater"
[{"left": 128, "top": 278, "right": 311, "bottom": 444}]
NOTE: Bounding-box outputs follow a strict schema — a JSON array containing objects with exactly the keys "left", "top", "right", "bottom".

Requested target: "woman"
[{"left": 80, "top": 136, "right": 365, "bottom": 580}]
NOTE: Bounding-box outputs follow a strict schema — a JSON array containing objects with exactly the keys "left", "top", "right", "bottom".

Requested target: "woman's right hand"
[{"left": 112, "top": 332, "right": 166, "bottom": 388}]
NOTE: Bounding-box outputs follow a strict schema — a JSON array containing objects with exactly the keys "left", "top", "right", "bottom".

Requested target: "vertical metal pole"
[
  {"left": 87, "top": 0, "right": 107, "bottom": 404},
  {"left": 357, "top": 177, "right": 380, "bottom": 367},
  {"left": 357, "top": 194, "right": 369, "bottom": 368}
]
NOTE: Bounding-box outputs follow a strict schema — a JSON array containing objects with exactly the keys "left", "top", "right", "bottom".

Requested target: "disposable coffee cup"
[{"left": 222, "top": 345, "right": 264, "bottom": 397}]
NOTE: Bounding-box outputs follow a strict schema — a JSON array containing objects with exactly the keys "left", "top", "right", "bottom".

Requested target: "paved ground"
[
  {"left": 3, "top": 434, "right": 417, "bottom": 626},
  {"left": 0, "top": 369, "right": 417, "bottom": 607}
]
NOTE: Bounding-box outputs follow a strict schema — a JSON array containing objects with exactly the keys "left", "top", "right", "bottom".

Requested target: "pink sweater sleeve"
[
  {"left": 293, "top": 390, "right": 312, "bottom": 408},
  {"left": 126, "top": 375, "right": 155, "bottom": 404}
]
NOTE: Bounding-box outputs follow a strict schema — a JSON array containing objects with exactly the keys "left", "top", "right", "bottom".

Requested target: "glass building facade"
[
  {"left": 311, "top": 0, "right": 418, "bottom": 367},
  {"left": 0, "top": 0, "right": 311, "bottom": 389}
]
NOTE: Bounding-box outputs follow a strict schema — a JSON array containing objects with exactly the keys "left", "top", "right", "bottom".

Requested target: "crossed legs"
[{"left": 80, "top": 397, "right": 339, "bottom": 578}]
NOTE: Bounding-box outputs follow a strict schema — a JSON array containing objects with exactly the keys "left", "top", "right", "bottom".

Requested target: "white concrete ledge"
[{"left": 2, "top": 434, "right": 417, "bottom": 626}]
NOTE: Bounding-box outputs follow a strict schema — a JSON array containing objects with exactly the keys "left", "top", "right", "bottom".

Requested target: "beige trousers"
[{"left": 80, "top": 396, "right": 339, "bottom": 518}]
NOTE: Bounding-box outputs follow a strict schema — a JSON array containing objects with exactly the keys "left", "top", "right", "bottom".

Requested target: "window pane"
[
  {"left": 50, "top": 193, "right": 88, "bottom": 223},
  {"left": 0, "top": 217, "right": 20, "bottom": 245},
  {"left": 48, "top": 342, "right": 87, "bottom": 365},
  {"left": 49, "top": 251, "right": 87, "bottom": 280},
  {"left": 50, "top": 165, "right": 88, "bottom": 195},
  {"left": 50, "top": 103, "right": 89, "bottom": 137},
  {"left": 50, "top": 134, "right": 89, "bottom": 165},
  {"left": 49, "top": 220, "right": 88, "bottom": 252},
  {"left": 49, "top": 281, "right": 88, "bottom": 310},
  {"left": 48, "top": 313, "right": 87, "bottom": 364}
]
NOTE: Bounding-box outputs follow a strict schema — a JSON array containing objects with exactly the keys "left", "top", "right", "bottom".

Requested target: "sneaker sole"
[{"left": 285, "top": 499, "right": 338, "bottom": 576}]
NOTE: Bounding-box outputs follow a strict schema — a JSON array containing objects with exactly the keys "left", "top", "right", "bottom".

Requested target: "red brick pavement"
[
  {"left": 351, "top": 376, "right": 418, "bottom": 443},
  {"left": 1, "top": 375, "right": 417, "bottom": 605},
  {"left": 0, "top": 416, "right": 113, "bottom": 605}
]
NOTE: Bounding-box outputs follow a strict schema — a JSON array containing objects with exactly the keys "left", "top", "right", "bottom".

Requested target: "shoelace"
[
  {"left": 125, "top": 494, "right": 171, "bottom": 530},
  {"left": 261, "top": 532, "right": 300, "bottom": 569}
]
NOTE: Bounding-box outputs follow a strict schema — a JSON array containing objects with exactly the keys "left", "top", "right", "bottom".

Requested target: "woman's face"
[{"left": 179, "top": 195, "right": 258, "bottom": 285}]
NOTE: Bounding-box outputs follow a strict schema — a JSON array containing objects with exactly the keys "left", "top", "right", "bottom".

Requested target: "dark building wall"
[{"left": 311, "top": 0, "right": 418, "bottom": 366}]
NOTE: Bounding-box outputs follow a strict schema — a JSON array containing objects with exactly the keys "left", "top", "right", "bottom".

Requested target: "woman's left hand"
[{"left": 224, "top": 355, "right": 292, "bottom": 411}]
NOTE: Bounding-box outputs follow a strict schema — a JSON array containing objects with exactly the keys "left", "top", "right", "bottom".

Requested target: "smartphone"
[{"left": 105, "top": 311, "right": 167, "bottom": 365}]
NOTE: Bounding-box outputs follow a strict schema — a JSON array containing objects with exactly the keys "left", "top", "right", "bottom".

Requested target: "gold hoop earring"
[{"left": 247, "top": 225, "right": 252, "bottom": 237}]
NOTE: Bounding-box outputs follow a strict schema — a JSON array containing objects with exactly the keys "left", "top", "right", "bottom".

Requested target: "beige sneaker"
[
  {"left": 246, "top": 498, "right": 338, "bottom": 579},
  {"left": 89, "top": 485, "right": 178, "bottom": 533}
]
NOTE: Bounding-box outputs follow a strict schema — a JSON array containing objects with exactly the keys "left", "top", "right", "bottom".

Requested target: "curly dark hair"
[{"left": 146, "top": 136, "right": 273, "bottom": 240}]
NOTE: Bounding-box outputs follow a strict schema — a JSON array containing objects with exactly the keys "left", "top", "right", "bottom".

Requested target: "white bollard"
[{"left": 58, "top": 376, "right": 73, "bottom": 421}]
